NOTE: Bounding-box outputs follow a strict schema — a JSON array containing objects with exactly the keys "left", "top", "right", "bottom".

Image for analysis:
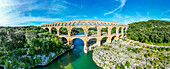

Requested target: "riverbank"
[
  {"left": 1, "top": 45, "right": 74, "bottom": 69},
  {"left": 92, "top": 38, "right": 170, "bottom": 69}
]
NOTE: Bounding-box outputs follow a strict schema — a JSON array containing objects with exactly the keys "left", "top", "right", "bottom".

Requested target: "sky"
[{"left": 0, "top": 0, "right": 169, "bottom": 26}]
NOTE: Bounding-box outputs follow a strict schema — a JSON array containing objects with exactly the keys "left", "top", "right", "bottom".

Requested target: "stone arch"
[
  {"left": 72, "top": 38, "right": 85, "bottom": 46},
  {"left": 51, "top": 27, "right": 57, "bottom": 34},
  {"left": 66, "top": 23, "right": 69, "bottom": 26},
  {"left": 78, "top": 22, "right": 81, "bottom": 25},
  {"left": 101, "top": 26, "right": 108, "bottom": 35},
  {"left": 61, "top": 37, "right": 68, "bottom": 44},
  {"left": 111, "top": 36, "right": 116, "bottom": 42},
  {"left": 69, "top": 22, "right": 73, "bottom": 25},
  {"left": 88, "top": 26, "right": 97, "bottom": 36},
  {"left": 59, "top": 27, "right": 68, "bottom": 35},
  {"left": 87, "top": 22, "right": 90, "bottom": 25},
  {"left": 96, "top": 22, "right": 99, "bottom": 25},
  {"left": 71, "top": 26, "right": 85, "bottom": 36},
  {"left": 73, "top": 22, "right": 77, "bottom": 25},
  {"left": 101, "top": 37, "right": 108, "bottom": 45},
  {"left": 119, "top": 27, "right": 122, "bottom": 33},
  {"left": 111, "top": 27, "right": 116, "bottom": 34},
  {"left": 91, "top": 22, "right": 95, "bottom": 25},
  {"left": 87, "top": 38, "right": 97, "bottom": 47},
  {"left": 45, "top": 28, "right": 49, "bottom": 32}
]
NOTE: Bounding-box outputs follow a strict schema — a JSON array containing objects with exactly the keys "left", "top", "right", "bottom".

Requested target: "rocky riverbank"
[
  {"left": 2, "top": 45, "right": 74, "bottom": 69},
  {"left": 92, "top": 38, "right": 170, "bottom": 69}
]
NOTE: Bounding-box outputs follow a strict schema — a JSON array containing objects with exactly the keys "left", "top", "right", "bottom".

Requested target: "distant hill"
[{"left": 126, "top": 20, "right": 170, "bottom": 46}]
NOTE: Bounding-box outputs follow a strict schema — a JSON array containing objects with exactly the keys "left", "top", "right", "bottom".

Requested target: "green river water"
[{"left": 36, "top": 38, "right": 101, "bottom": 69}]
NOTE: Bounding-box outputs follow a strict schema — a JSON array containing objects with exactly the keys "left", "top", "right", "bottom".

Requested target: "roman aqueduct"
[{"left": 41, "top": 20, "right": 128, "bottom": 53}]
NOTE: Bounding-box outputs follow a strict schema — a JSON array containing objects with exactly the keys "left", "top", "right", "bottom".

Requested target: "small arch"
[
  {"left": 96, "top": 22, "right": 99, "bottom": 25},
  {"left": 101, "top": 27, "right": 108, "bottom": 35},
  {"left": 101, "top": 37, "right": 108, "bottom": 45},
  {"left": 66, "top": 23, "right": 69, "bottom": 26},
  {"left": 91, "top": 22, "right": 94, "bottom": 25},
  {"left": 59, "top": 27, "right": 68, "bottom": 35},
  {"left": 69, "top": 23, "right": 73, "bottom": 25},
  {"left": 62, "top": 23, "right": 65, "bottom": 26},
  {"left": 104, "top": 23, "right": 106, "bottom": 25},
  {"left": 74, "top": 22, "right": 77, "bottom": 25},
  {"left": 59, "top": 23, "right": 61, "bottom": 26},
  {"left": 78, "top": 22, "right": 81, "bottom": 25},
  {"left": 87, "top": 22, "right": 90, "bottom": 25},
  {"left": 82, "top": 22, "right": 86, "bottom": 25},
  {"left": 107, "top": 23, "right": 109, "bottom": 26},
  {"left": 100, "top": 22, "right": 102, "bottom": 25},
  {"left": 56, "top": 24, "right": 58, "bottom": 26}
]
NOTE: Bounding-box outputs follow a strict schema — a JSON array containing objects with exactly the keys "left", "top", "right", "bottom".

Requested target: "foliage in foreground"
[{"left": 0, "top": 26, "right": 69, "bottom": 68}]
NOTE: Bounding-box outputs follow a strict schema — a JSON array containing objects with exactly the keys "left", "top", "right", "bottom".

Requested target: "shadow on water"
[{"left": 36, "top": 32, "right": 101, "bottom": 69}]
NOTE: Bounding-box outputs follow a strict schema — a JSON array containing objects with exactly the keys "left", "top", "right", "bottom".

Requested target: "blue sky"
[{"left": 0, "top": 0, "right": 169, "bottom": 26}]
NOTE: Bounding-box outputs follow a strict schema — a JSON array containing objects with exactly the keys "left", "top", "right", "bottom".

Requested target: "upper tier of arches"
[{"left": 41, "top": 20, "right": 128, "bottom": 27}]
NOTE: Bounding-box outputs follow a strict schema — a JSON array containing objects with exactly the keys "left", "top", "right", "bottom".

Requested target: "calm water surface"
[{"left": 36, "top": 35, "right": 101, "bottom": 69}]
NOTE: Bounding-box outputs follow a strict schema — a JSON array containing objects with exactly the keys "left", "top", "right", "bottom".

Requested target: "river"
[{"left": 36, "top": 32, "right": 101, "bottom": 69}]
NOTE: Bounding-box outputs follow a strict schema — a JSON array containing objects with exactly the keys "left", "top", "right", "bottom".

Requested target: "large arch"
[
  {"left": 87, "top": 38, "right": 97, "bottom": 47},
  {"left": 101, "top": 37, "right": 108, "bottom": 45},
  {"left": 88, "top": 26, "right": 97, "bottom": 36},
  {"left": 101, "top": 27, "right": 108, "bottom": 35},
  {"left": 119, "top": 27, "right": 122, "bottom": 33},
  {"left": 59, "top": 27, "right": 68, "bottom": 35},
  {"left": 111, "top": 36, "right": 116, "bottom": 42},
  {"left": 45, "top": 28, "right": 49, "bottom": 32},
  {"left": 51, "top": 27, "right": 57, "bottom": 34},
  {"left": 61, "top": 37, "right": 68, "bottom": 44},
  {"left": 71, "top": 27, "right": 85, "bottom": 36},
  {"left": 111, "top": 27, "right": 116, "bottom": 34}
]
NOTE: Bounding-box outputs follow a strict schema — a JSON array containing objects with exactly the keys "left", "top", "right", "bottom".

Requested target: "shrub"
[{"left": 125, "top": 61, "right": 130, "bottom": 68}]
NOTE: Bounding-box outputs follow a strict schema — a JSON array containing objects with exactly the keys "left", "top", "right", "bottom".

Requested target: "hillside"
[{"left": 126, "top": 20, "right": 170, "bottom": 46}]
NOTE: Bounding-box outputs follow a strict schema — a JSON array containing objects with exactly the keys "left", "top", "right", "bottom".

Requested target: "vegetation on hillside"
[
  {"left": 0, "top": 26, "right": 70, "bottom": 68},
  {"left": 126, "top": 20, "right": 170, "bottom": 46}
]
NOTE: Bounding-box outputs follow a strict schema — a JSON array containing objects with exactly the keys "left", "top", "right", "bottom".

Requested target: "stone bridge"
[{"left": 41, "top": 20, "right": 128, "bottom": 53}]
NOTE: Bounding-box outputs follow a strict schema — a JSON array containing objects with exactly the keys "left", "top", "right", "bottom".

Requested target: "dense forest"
[
  {"left": 0, "top": 26, "right": 70, "bottom": 68},
  {"left": 126, "top": 20, "right": 170, "bottom": 46}
]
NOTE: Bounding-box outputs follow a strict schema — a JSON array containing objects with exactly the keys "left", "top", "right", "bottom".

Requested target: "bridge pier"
[{"left": 84, "top": 41, "right": 88, "bottom": 53}]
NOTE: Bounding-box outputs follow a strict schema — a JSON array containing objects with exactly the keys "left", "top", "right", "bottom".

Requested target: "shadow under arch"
[
  {"left": 61, "top": 37, "right": 67, "bottom": 44},
  {"left": 111, "top": 36, "right": 116, "bottom": 42},
  {"left": 87, "top": 38, "right": 97, "bottom": 47},
  {"left": 45, "top": 28, "right": 49, "bottom": 32},
  {"left": 101, "top": 37, "right": 108, "bottom": 45},
  {"left": 51, "top": 27, "right": 57, "bottom": 34},
  {"left": 71, "top": 26, "right": 85, "bottom": 36}
]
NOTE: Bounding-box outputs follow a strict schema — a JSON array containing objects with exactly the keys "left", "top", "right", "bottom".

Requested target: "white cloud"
[
  {"left": 94, "top": 17, "right": 97, "bottom": 19},
  {"left": 162, "top": 18, "right": 170, "bottom": 20},
  {"left": 104, "top": 0, "right": 127, "bottom": 16},
  {"left": 0, "top": 0, "right": 62, "bottom": 26}
]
